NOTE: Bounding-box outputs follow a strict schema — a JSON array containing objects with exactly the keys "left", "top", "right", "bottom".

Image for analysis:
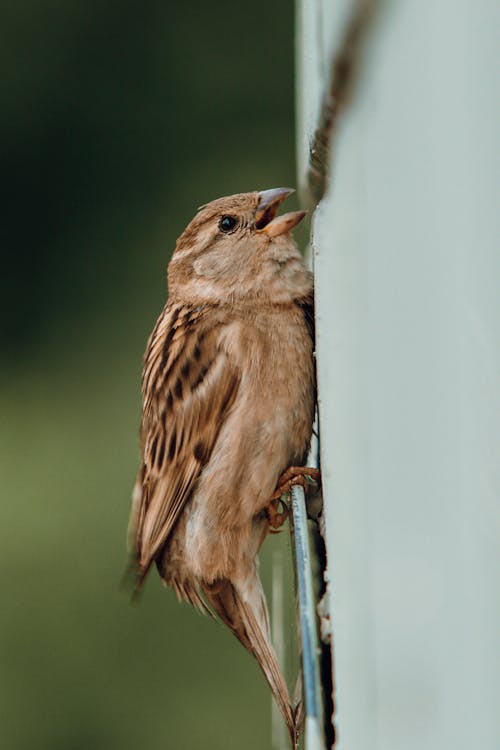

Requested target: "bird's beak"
[{"left": 255, "top": 187, "right": 307, "bottom": 237}]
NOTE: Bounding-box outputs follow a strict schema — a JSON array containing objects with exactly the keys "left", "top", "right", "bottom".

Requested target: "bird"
[{"left": 128, "top": 188, "right": 319, "bottom": 746}]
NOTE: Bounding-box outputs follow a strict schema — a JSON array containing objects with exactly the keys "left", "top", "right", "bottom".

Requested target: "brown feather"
[
  {"left": 132, "top": 302, "right": 240, "bottom": 583},
  {"left": 204, "top": 577, "right": 297, "bottom": 747}
]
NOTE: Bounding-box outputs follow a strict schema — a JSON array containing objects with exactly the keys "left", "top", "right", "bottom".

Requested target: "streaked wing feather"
[{"left": 132, "top": 301, "right": 239, "bottom": 581}]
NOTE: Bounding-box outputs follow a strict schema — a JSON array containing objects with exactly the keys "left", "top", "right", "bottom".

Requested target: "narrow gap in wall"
[{"left": 311, "top": 521, "right": 335, "bottom": 748}]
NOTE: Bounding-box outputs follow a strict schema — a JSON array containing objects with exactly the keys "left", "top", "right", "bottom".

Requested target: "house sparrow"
[{"left": 128, "top": 188, "right": 318, "bottom": 746}]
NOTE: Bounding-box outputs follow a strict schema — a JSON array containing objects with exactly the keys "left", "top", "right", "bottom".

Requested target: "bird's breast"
[
  {"left": 228, "top": 306, "right": 315, "bottom": 462},
  {"left": 173, "top": 305, "right": 315, "bottom": 583}
]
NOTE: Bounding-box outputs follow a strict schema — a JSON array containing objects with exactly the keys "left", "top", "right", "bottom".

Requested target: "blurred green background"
[{"left": 0, "top": 2, "right": 300, "bottom": 748}]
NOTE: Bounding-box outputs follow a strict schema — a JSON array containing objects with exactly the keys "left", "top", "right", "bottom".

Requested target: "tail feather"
[{"left": 204, "top": 578, "right": 297, "bottom": 748}]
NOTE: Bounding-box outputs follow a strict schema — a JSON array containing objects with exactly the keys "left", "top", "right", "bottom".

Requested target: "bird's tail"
[{"left": 203, "top": 574, "right": 297, "bottom": 748}]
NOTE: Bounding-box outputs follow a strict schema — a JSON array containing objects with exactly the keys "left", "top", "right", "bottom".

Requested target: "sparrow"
[{"left": 128, "top": 188, "right": 318, "bottom": 746}]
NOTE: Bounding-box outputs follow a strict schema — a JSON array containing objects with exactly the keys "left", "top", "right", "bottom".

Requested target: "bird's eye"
[{"left": 219, "top": 215, "right": 238, "bottom": 233}]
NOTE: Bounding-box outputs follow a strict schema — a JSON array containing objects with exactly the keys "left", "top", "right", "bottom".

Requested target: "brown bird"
[{"left": 128, "top": 188, "right": 318, "bottom": 746}]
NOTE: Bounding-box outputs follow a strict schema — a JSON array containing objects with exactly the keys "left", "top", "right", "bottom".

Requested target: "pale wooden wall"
[{"left": 297, "top": 1, "right": 499, "bottom": 748}]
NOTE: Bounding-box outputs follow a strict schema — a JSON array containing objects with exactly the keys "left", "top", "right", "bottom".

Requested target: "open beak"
[{"left": 255, "top": 187, "right": 307, "bottom": 237}]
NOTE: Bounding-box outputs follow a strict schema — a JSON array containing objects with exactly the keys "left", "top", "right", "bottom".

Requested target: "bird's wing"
[{"left": 130, "top": 301, "right": 240, "bottom": 583}]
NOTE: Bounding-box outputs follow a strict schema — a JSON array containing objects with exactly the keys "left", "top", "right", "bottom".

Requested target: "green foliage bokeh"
[{"left": 0, "top": 2, "right": 299, "bottom": 748}]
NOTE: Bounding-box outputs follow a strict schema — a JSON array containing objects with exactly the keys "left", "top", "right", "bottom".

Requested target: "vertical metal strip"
[{"left": 291, "top": 484, "right": 325, "bottom": 749}]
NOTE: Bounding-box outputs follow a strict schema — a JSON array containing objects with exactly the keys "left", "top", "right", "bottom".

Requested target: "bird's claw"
[
  {"left": 271, "top": 466, "right": 320, "bottom": 501},
  {"left": 266, "top": 496, "right": 289, "bottom": 531}
]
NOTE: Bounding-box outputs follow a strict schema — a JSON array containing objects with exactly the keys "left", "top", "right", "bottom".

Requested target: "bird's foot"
[
  {"left": 271, "top": 466, "right": 321, "bottom": 501},
  {"left": 266, "top": 497, "right": 289, "bottom": 532}
]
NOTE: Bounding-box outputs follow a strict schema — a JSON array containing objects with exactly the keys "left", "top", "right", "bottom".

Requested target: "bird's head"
[{"left": 167, "top": 189, "right": 310, "bottom": 304}]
